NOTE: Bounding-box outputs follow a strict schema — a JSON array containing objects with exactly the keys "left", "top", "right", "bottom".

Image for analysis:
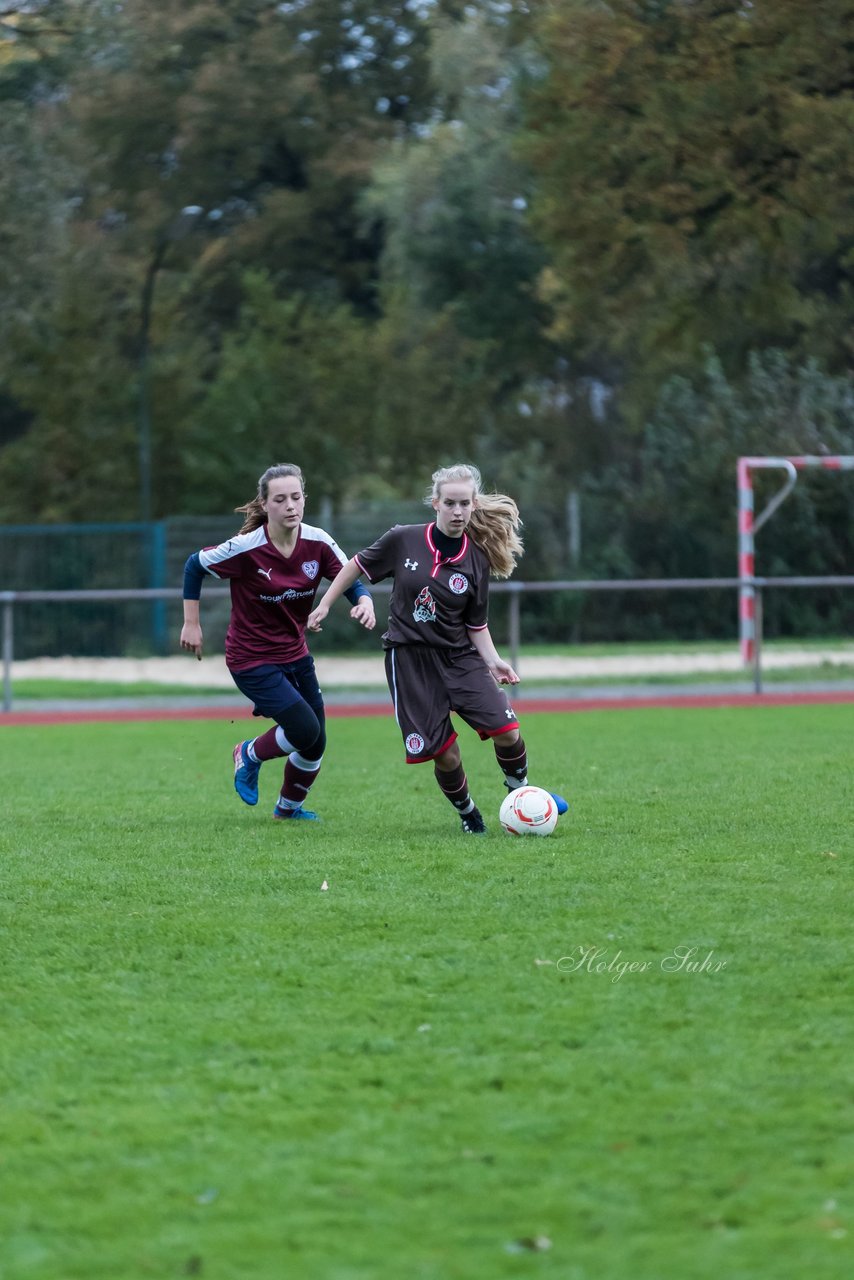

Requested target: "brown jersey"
[{"left": 354, "top": 523, "right": 489, "bottom": 650}]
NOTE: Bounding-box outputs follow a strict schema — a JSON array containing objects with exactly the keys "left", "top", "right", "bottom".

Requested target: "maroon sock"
[
  {"left": 494, "top": 735, "right": 528, "bottom": 788},
  {"left": 280, "top": 757, "right": 321, "bottom": 807},
  {"left": 434, "top": 763, "right": 475, "bottom": 815},
  {"left": 252, "top": 726, "right": 288, "bottom": 762}
]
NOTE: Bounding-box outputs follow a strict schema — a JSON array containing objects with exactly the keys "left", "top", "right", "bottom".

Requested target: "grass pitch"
[{"left": 1, "top": 706, "right": 851, "bottom": 1279}]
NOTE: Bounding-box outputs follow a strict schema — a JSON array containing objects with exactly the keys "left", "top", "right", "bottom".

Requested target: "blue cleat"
[
  {"left": 273, "top": 803, "right": 320, "bottom": 821},
  {"left": 504, "top": 780, "right": 568, "bottom": 818},
  {"left": 233, "top": 740, "right": 261, "bottom": 806}
]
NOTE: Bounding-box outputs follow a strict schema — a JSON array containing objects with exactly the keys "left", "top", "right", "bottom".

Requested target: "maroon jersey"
[
  {"left": 200, "top": 523, "right": 351, "bottom": 669},
  {"left": 355, "top": 523, "right": 490, "bottom": 649}
]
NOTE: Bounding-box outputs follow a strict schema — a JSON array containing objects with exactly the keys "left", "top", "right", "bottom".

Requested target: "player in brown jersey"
[
  {"left": 307, "top": 463, "right": 566, "bottom": 834},
  {"left": 181, "top": 463, "right": 375, "bottom": 820}
]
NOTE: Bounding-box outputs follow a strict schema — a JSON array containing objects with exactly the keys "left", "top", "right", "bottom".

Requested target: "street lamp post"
[
  {"left": 135, "top": 206, "right": 203, "bottom": 651},
  {"left": 137, "top": 242, "right": 167, "bottom": 527},
  {"left": 136, "top": 205, "right": 203, "bottom": 525}
]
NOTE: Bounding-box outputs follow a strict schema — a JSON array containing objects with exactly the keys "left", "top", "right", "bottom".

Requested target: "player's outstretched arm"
[
  {"left": 467, "top": 625, "right": 519, "bottom": 685},
  {"left": 181, "top": 600, "right": 204, "bottom": 660},
  {"left": 181, "top": 551, "right": 206, "bottom": 659},
  {"left": 308, "top": 557, "right": 362, "bottom": 631}
]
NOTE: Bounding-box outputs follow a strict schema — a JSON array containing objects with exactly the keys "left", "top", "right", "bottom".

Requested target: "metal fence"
[
  {"left": 0, "top": 508, "right": 429, "bottom": 658},
  {"left": 3, "top": 575, "right": 853, "bottom": 712},
  {"left": 3, "top": 513, "right": 852, "bottom": 656}
]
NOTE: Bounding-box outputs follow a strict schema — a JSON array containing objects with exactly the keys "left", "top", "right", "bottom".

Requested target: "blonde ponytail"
[{"left": 469, "top": 492, "right": 524, "bottom": 579}]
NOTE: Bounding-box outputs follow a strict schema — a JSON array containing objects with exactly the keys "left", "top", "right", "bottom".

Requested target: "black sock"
[
  {"left": 494, "top": 736, "right": 528, "bottom": 789},
  {"left": 434, "top": 763, "right": 475, "bottom": 815}
]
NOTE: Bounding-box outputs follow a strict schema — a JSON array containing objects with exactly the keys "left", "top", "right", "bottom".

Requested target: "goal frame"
[{"left": 737, "top": 455, "right": 854, "bottom": 663}]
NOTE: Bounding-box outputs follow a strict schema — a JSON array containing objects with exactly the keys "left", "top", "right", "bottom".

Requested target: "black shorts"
[{"left": 385, "top": 645, "right": 519, "bottom": 763}]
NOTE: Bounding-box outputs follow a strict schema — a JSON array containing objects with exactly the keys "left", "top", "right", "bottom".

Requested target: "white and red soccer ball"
[{"left": 499, "top": 785, "right": 560, "bottom": 837}]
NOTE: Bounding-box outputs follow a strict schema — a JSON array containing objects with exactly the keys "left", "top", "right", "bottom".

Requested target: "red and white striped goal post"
[{"left": 738, "top": 455, "right": 854, "bottom": 664}]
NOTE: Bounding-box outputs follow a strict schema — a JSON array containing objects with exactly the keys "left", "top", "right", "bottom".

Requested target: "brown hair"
[
  {"left": 235, "top": 463, "right": 305, "bottom": 534},
  {"left": 427, "top": 463, "right": 524, "bottom": 579}
]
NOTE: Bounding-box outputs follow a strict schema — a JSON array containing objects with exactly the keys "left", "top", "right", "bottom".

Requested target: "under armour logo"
[
  {"left": 505, "top": 708, "right": 515, "bottom": 719},
  {"left": 404, "top": 558, "right": 418, "bottom": 571},
  {"left": 257, "top": 567, "right": 273, "bottom": 580}
]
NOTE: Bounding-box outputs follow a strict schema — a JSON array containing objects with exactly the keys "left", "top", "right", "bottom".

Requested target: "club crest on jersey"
[
  {"left": 301, "top": 560, "right": 319, "bottom": 580},
  {"left": 448, "top": 572, "right": 469, "bottom": 595},
  {"left": 412, "top": 586, "right": 436, "bottom": 623},
  {"left": 405, "top": 733, "right": 425, "bottom": 754}
]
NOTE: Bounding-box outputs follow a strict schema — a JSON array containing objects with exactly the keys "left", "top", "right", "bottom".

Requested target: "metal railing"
[{"left": 2, "top": 576, "right": 853, "bottom": 712}]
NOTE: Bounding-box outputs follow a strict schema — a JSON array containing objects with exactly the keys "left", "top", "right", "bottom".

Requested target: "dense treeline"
[{"left": 1, "top": 1, "right": 852, "bottom": 637}]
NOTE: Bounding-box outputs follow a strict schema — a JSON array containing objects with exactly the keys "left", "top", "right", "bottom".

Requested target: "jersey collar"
[
  {"left": 265, "top": 522, "right": 301, "bottom": 561},
  {"left": 425, "top": 522, "right": 468, "bottom": 577}
]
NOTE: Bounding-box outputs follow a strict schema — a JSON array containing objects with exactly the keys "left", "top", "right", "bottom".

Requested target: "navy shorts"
[
  {"left": 385, "top": 645, "right": 519, "bottom": 763},
  {"left": 231, "top": 655, "right": 325, "bottom": 726}
]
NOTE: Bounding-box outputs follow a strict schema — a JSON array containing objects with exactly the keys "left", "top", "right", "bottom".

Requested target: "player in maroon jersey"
[
  {"left": 180, "top": 463, "right": 375, "bottom": 820},
  {"left": 307, "top": 463, "right": 566, "bottom": 834}
]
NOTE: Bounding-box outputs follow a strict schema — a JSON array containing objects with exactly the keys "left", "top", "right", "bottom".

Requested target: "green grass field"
[{"left": 1, "top": 707, "right": 851, "bottom": 1280}]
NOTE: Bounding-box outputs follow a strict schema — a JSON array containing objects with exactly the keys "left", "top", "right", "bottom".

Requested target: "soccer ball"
[{"left": 499, "top": 786, "right": 560, "bottom": 837}]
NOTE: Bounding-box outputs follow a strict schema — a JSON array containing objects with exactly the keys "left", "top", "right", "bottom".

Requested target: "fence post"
[
  {"left": 567, "top": 490, "right": 581, "bottom": 565},
  {"left": 752, "top": 585, "right": 763, "bottom": 695},
  {"left": 2, "top": 595, "right": 13, "bottom": 713},
  {"left": 508, "top": 586, "right": 521, "bottom": 674},
  {"left": 149, "top": 520, "right": 169, "bottom": 655}
]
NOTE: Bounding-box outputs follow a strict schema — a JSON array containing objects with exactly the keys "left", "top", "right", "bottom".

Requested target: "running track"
[{"left": 2, "top": 689, "right": 854, "bottom": 727}]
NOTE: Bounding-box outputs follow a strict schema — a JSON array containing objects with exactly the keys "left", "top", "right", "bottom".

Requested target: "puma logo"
[{"left": 257, "top": 567, "right": 274, "bottom": 580}]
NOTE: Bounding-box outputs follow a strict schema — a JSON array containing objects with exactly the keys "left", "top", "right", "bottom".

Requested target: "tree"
[
  {"left": 68, "top": 0, "right": 440, "bottom": 313},
  {"left": 522, "top": 0, "right": 854, "bottom": 419},
  {"left": 0, "top": 1, "right": 447, "bottom": 518},
  {"left": 0, "top": 2, "right": 105, "bottom": 484},
  {"left": 369, "top": 11, "right": 547, "bottom": 365},
  {"left": 0, "top": 248, "right": 139, "bottom": 521},
  {"left": 185, "top": 271, "right": 502, "bottom": 512},
  {"left": 572, "top": 349, "right": 854, "bottom": 637},
  {"left": 180, "top": 273, "right": 379, "bottom": 510}
]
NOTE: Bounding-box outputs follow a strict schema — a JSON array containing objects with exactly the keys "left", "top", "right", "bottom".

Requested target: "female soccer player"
[
  {"left": 180, "top": 463, "right": 375, "bottom": 820},
  {"left": 307, "top": 462, "right": 565, "bottom": 834}
]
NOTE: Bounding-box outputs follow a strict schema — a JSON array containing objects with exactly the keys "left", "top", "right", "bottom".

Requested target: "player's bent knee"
[
  {"left": 435, "top": 743, "right": 462, "bottom": 771},
  {"left": 276, "top": 702, "right": 322, "bottom": 755}
]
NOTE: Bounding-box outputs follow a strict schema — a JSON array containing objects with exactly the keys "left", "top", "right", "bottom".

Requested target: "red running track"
[{"left": 2, "top": 690, "right": 854, "bottom": 728}]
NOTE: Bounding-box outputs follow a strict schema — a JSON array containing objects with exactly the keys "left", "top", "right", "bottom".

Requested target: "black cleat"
[{"left": 460, "top": 807, "right": 487, "bottom": 835}]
